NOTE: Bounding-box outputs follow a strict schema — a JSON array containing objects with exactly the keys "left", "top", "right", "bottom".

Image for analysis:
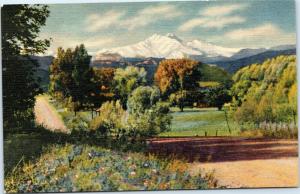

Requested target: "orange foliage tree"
[{"left": 154, "top": 59, "right": 201, "bottom": 111}]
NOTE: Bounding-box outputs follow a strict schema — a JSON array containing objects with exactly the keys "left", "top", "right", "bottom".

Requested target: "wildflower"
[
  {"left": 98, "top": 167, "right": 105, "bottom": 173},
  {"left": 130, "top": 171, "right": 136, "bottom": 176},
  {"left": 131, "top": 164, "right": 137, "bottom": 169},
  {"left": 152, "top": 169, "right": 157, "bottom": 174},
  {"left": 126, "top": 156, "right": 131, "bottom": 160},
  {"left": 143, "top": 162, "right": 150, "bottom": 168},
  {"left": 143, "top": 180, "right": 149, "bottom": 187},
  {"left": 75, "top": 174, "right": 79, "bottom": 179}
]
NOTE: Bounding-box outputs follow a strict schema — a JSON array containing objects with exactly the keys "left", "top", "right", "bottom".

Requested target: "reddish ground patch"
[
  {"left": 148, "top": 137, "right": 298, "bottom": 162},
  {"left": 148, "top": 137, "right": 298, "bottom": 188}
]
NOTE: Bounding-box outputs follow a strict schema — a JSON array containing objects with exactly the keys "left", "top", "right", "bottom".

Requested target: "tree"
[
  {"left": 49, "top": 45, "right": 92, "bottom": 115},
  {"left": 169, "top": 90, "right": 188, "bottom": 112},
  {"left": 127, "top": 86, "right": 171, "bottom": 137},
  {"left": 155, "top": 59, "right": 201, "bottom": 111},
  {"left": 71, "top": 44, "right": 93, "bottom": 113},
  {"left": 112, "top": 66, "right": 147, "bottom": 108},
  {"left": 2, "top": 5, "right": 50, "bottom": 130},
  {"left": 92, "top": 67, "right": 115, "bottom": 92},
  {"left": 49, "top": 47, "right": 73, "bottom": 99},
  {"left": 205, "top": 86, "right": 232, "bottom": 110},
  {"left": 231, "top": 55, "right": 296, "bottom": 124}
]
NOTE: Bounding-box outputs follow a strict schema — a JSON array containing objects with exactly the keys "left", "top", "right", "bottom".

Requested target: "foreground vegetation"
[{"left": 5, "top": 144, "right": 217, "bottom": 193}]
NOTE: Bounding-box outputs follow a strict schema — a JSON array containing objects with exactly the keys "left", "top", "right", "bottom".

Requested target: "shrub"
[
  {"left": 127, "top": 86, "right": 172, "bottom": 137},
  {"left": 90, "top": 100, "right": 127, "bottom": 137},
  {"left": 5, "top": 144, "right": 217, "bottom": 192},
  {"left": 112, "top": 66, "right": 147, "bottom": 108}
]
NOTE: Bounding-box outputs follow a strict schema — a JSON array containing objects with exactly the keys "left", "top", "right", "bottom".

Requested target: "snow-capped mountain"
[{"left": 95, "top": 33, "right": 240, "bottom": 61}]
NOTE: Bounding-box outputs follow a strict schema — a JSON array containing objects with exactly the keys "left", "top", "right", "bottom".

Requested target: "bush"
[
  {"left": 90, "top": 100, "right": 127, "bottom": 137},
  {"left": 5, "top": 144, "right": 217, "bottom": 192},
  {"left": 127, "top": 86, "right": 172, "bottom": 137},
  {"left": 112, "top": 66, "right": 147, "bottom": 108},
  {"left": 239, "top": 122, "right": 298, "bottom": 139}
]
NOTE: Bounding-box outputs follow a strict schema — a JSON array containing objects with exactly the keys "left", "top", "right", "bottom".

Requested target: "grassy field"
[
  {"left": 42, "top": 95, "right": 241, "bottom": 137},
  {"left": 160, "top": 107, "right": 241, "bottom": 137}
]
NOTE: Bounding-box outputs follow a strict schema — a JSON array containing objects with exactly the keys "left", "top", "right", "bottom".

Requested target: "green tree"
[
  {"left": 49, "top": 47, "right": 72, "bottom": 99},
  {"left": 2, "top": 5, "right": 50, "bottom": 130},
  {"left": 169, "top": 90, "right": 188, "bottom": 112},
  {"left": 70, "top": 44, "right": 93, "bottom": 114},
  {"left": 49, "top": 45, "right": 93, "bottom": 115},
  {"left": 127, "top": 86, "right": 171, "bottom": 137},
  {"left": 231, "top": 55, "right": 297, "bottom": 124},
  {"left": 112, "top": 66, "right": 147, "bottom": 108},
  {"left": 205, "top": 86, "right": 232, "bottom": 110}
]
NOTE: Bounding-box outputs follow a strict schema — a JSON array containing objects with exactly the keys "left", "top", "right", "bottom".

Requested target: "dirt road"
[
  {"left": 148, "top": 137, "right": 298, "bottom": 188},
  {"left": 34, "top": 96, "right": 69, "bottom": 133}
]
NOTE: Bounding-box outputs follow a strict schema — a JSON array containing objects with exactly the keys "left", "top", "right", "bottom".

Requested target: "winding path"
[{"left": 34, "top": 96, "right": 69, "bottom": 133}]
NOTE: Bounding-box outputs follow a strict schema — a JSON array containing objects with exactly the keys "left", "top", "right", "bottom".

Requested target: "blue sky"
[{"left": 40, "top": 0, "right": 296, "bottom": 55}]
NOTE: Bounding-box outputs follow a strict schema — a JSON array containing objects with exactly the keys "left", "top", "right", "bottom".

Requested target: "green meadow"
[{"left": 160, "top": 107, "right": 240, "bottom": 137}]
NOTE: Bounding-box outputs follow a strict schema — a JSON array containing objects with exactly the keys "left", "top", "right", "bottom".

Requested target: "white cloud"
[
  {"left": 178, "top": 3, "right": 247, "bottom": 32},
  {"left": 222, "top": 23, "right": 296, "bottom": 47},
  {"left": 124, "top": 4, "right": 182, "bottom": 30},
  {"left": 201, "top": 4, "right": 248, "bottom": 17},
  {"left": 179, "top": 16, "right": 245, "bottom": 31},
  {"left": 85, "top": 10, "right": 126, "bottom": 32},
  {"left": 85, "top": 4, "right": 182, "bottom": 32},
  {"left": 40, "top": 33, "right": 115, "bottom": 56}
]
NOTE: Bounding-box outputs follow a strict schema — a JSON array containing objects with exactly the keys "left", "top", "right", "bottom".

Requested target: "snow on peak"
[{"left": 95, "top": 33, "right": 240, "bottom": 60}]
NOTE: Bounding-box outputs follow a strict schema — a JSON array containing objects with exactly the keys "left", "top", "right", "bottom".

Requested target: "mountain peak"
[
  {"left": 95, "top": 33, "right": 242, "bottom": 60},
  {"left": 165, "top": 33, "right": 182, "bottom": 42}
]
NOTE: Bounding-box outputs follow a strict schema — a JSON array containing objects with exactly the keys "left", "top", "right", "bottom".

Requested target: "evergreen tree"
[
  {"left": 49, "top": 45, "right": 92, "bottom": 115},
  {"left": 71, "top": 44, "right": 92, "bottom": 107}
]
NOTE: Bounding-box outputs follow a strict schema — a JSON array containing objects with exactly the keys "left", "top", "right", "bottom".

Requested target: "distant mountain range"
[
  {"left": 95, "top": 33, "right": 240, "bottom": 62},
  {"left": 214, "top": 48, "right": 296, "bottom": 73},
  {"left": 33, "top": 33, "right": 296, "bottom": 82},
  {"left": 94, "top": 33, "right": 296, "bottom": 66}
]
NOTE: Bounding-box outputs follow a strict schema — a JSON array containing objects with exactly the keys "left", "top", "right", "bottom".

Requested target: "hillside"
[
  {"left": 231, "top": 55, "right": 297, "bottom": 123},
  {"left": 199, "top": 64, "right": 232, "bottom": 84},
  {"left": 214, "top": 49, "right": 296, "bottom": 73},
  {"left": 31, "top": 56, "right": 54, "bottom": 91}
]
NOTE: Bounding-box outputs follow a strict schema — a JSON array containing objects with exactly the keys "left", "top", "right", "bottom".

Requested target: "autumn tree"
[
  {"left": 2, "top": 5, "right": 50, "bottom": 130},
  {"left": 92, "top": 67, "right": 116, "bottom": 92},
  {"left": 155, "top": 59, "right": 201, "bottom": 111}
]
